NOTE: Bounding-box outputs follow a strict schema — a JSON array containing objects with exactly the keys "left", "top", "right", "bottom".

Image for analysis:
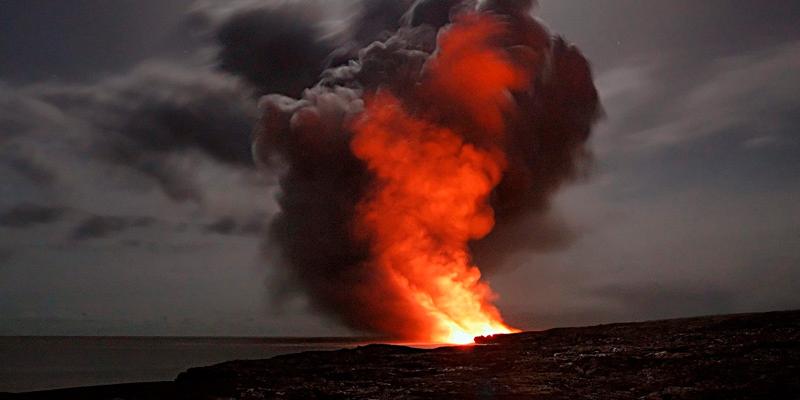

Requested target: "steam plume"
[{"left": 253, "top": 0, "right": 600, "bottom": 341}]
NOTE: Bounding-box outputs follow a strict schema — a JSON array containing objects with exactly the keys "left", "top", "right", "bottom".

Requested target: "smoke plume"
[{"left": 253, "top": 0, "right": 600, "bottom": 341}]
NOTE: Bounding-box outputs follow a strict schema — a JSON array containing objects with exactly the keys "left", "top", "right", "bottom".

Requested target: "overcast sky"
[{"left": 1, "top": 0, "right": 799, "bottom": 336}]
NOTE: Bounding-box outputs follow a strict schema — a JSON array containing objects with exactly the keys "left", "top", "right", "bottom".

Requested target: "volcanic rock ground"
[{"left": 6, "top": 310, "right": 800, "bottom": 399}]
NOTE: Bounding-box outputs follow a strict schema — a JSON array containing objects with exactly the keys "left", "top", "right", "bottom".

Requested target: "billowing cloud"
[
  {"left": 254, "top": 0, "right": 601, "bottom": 338},
  {"left": 188, "top": 0, "right": 336, "bottom": 97}
]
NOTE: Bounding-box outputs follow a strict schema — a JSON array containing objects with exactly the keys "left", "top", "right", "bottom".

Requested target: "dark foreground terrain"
[{"left": 5, "top": 310, "right": 800, "bottom": 399}]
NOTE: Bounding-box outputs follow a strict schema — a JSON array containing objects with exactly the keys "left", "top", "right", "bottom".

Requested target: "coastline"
[{"left": 6, "top": 310, "right": 800, "bottom": 399}]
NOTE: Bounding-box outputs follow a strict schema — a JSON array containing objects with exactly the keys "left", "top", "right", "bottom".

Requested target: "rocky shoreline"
[{"left": 5, "top": 310, "right": 800, "bottom": 399}]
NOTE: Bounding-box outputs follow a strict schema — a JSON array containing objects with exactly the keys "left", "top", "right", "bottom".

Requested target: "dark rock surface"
[{"left": 7, "top": 310, "right": 800, "bottom": 399}]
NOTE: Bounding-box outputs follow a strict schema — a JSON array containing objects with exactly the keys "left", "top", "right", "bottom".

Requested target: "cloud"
[
  {"left": 491, "top": 179, "right": 800, "bottom": 330},
  {"left": 486, "top": 39, "right": 800, "bottom": 330},
  {"left": 588, "top": 281, "right": 737, "bottom": 320},
  {"left": 204, "top": 215, "right": 266, "bottom": 236},
  {"left": 0, "top": 83, "right": 78, "bottom": 191},
  {"left": 38, "top": 62, "right": 257, "bottom": 163},
  {"left": 71, "top": 215, "right": 156, "bottom": 241},
  {"left": 595, "top": 41, "right": 800, "bottom": 154},
  {"left": 0, "top": 203, "right": 66, "bottom": 228},
  {"left": 1, "top": 155, "right": 56, "bottom": 185},
  {"left": 189, "top": 0, "right": 336, "bottom": 97},
  {"left": 742, "top": 135, "right": 782, "bottom": 149},
  {"left": 0, "top": 1, "right": 425, "bottom": 208},
  {"left": 403, "top": 0, "right": 461, "bottom": 29},
  {"left": 2, "top": 62, "right": 258, "bottom": 203},
  {"left": 352, "top": 0, "right": 414, "bottom": 40},
  {"left": 0, "top": 248, "right": 11, "bottom": 263}
]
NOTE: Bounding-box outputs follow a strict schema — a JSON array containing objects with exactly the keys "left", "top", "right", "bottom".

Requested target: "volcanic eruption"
[{"left": 254, "top": 0, "right": 600, "bottom": 343}]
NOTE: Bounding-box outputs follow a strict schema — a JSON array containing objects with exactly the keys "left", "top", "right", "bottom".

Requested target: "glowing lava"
[{"left": 350, "top": 15, "right": 527, "bottom": 344}]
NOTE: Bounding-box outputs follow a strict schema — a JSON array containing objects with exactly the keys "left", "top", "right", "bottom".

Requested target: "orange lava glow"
[{"left": 350, "top": 15, "right": 527, "bottom": 344}]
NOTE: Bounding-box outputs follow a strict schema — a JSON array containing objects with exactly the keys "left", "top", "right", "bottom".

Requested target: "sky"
[{"left": 1, "top": 0, "right": 799, "bottom": 336}]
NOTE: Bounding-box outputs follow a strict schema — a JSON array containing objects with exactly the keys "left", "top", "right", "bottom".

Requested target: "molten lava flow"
[{"left": 350, "top": 15, "right": 528, "bottom": 344}]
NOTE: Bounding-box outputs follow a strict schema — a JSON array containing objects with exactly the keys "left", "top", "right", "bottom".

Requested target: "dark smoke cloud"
[
  {"left": 195, "top": 0, "right": 449, "bottom": 96},
  {"left": 254, "top": 0, "right": 600, "bottom": 336},
  {"left": 188, "top": 1, "right": 336, "bottom": 98},
  {"left": 0, "top": 203, "right": 66, "bottom": 228},
  {"left": 215, "top": 8, "right": 331, "bottom": 97},
  {"left": 404, "top": 0, "right": 466, "bottom": 28},
  {"left": 354, "top": 0, "right": 415, "bottom": 42},
  {"left": 72, "top": 215, "right": 156, "bottom": 241},
  {"left": 323, "top": 0, "right": 419, "bottom": 70}
]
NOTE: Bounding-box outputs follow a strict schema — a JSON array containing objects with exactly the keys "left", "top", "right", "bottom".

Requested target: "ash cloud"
[
  {"left": 403, "top": 0, "right": 463, "bottom": 28},
  {"left": 254, "top": 0, "right": 601, "bottom": 336},
  {"left": 189, "top": 1, "right": 336, "bottom": 98},
  {"left": 331, "top": 0, "right": 416, "bottom": 61}
]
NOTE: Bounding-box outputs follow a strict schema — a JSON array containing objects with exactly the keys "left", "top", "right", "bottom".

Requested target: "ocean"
[{"left": 0, "top": 336, "right": 380, "bottom": 393}]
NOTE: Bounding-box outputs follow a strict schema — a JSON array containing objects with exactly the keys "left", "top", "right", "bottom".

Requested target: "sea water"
[{"left": 0, "top": 336, "right": 377, "bottom": 393}]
